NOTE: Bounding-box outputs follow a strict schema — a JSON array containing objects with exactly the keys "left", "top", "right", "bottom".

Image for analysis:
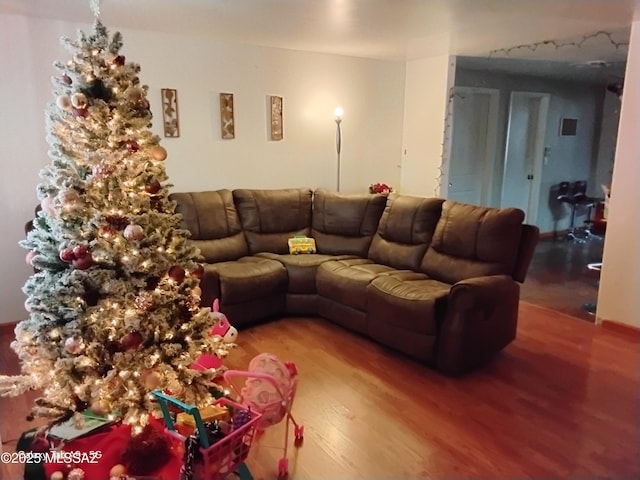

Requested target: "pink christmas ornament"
[
  {"left": 124, "top": 224, "right": 144, "bottom": 241},
  {"left": 70, "top": 92, "right": 88, "bottom": 109},
  {"left": 64, "top": 337, "right": 83, "bottom": 354},
  {"left": 41, "top": 196, "right": 56, "bottom": 216},
  {"left": 56, "top": 94, "right": 72, "bottom": 111}
]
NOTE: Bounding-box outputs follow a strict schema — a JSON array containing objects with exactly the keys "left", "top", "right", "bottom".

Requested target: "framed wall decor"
[
  {"left": 219, "top": 93, "right": 235, "bottom": 139},
  {"left": 270, "top": 95, "right": 283, "bottom": 141},
  {"left": 161, "top": 88, "right": 179, "bottom": 137},
  {"left": 560, "top": 117, "right": 578, "bottom": 136}
]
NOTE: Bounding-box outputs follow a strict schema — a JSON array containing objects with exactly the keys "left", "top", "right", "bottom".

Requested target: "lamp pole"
[{"left": 334, "top": 107, "right": 343, "bottom": 191}]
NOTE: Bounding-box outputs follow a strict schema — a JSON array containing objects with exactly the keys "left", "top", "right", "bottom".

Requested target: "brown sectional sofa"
[{"left": 169, "top": 188, "right": 539, "bottom": 375}]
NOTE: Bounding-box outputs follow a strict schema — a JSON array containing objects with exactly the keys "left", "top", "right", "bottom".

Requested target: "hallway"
[{"left": 521, "top": 236, "right": 604, "bottom": 321}]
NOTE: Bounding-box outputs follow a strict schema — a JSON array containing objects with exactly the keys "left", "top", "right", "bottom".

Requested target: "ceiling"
[{"left": 1, "top": 0, "right": 638, "bottom": 79}]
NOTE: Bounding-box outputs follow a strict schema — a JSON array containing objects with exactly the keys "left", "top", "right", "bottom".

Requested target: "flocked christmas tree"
[{"left": 0, "top": 6, "right": 231, "bottom": 433}]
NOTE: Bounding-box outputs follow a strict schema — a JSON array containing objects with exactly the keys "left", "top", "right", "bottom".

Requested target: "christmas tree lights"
[{"left": 0, "top": 15, "right": 231, "bottom": 432}]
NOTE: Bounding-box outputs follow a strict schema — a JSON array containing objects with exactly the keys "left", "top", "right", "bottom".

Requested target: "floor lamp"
[{"left": 334, "top": 107, "right": 343, "bottom": 191}]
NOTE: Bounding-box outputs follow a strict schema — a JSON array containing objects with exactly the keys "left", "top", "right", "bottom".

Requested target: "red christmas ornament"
[
  {"left": 168, "top": 265, "right": 185, "bottom": 282},
  {"left": 121, "top": 331, "right": 143, "bottom": 351},
  {"left": 191, "top": 264, "right": 205, "bottom": 278},
  {"left": 113, "top": 55, "right": 125, "bottom": 66},
  {"left": 59, "top": 248, "right": 75, "bottom": 263},
  {"left": 62, "top": 74, "right": 72, "bottom": 85},
  {"left": 145, "top": 179, "right": 161, "bottom": 194},
  {"left": 126, "top": 140, "right": 140, "bottom": 152},
  {"left": 72, "top": 255, "right": 93, "bottom": 270},
  {"left": 73, "top": 245, "right": 89, "bottom": 259}
]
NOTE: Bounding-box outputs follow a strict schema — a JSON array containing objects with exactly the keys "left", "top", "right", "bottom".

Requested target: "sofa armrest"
[{"left": 437, "top": 275, "right": 520, "bottom": 375}]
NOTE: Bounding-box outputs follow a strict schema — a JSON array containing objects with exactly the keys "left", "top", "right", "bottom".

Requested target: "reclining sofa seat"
[
  {"left": 367, "top": 200, "right": 538, "bottom": 375},
  {"left": 234, "top": 188, "right": 386, "bottom": 315},
  {"left": 316, "top": 194, "right": 445, "bottom": 334},
  {"left": 170, "top": 190, "right": 287, "bottom": 327}
]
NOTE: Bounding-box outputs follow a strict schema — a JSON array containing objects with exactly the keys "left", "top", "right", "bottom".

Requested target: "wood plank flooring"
[{"left": 2, "top": 302, "right": 638, "bottom": 479}]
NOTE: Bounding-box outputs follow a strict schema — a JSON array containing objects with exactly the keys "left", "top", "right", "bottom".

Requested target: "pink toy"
[
  {"left": 191, "top": 299, "right": 238, "bottom": 371},
  {"left": 224, "top": 353, "right": 303, "bottom": 478}
]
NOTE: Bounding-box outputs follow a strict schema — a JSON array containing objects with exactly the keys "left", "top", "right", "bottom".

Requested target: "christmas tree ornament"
[
  {"left": 168, "top": 265, "right": 186, "bottom": 282},
  {"left": 59, "top": 189, "right": 80, "bottom": 207},
  {"left": 25, "top": 250, "right": 38, "bottom": 266},
  {"left": 62, "top": 74, "right": 72, "bottom": 85},
  {"left": 72, "top": 254, "right": 94, "bottom": 270},
  {"left": 142, "top": 369, "right": 162, "bottom": 390},
  {"left": 125, "top": 139, "right": 139, "bottom": 152},
  {"left": 64, "top": 336, "right": 83, "bottom": 354},
  {"left": 90, "top": 399, "right": 108, "bottom": 416},
  {"left": 112, "top": 54, "right": 125, "bottom": 66},
  {"left": 123, "top": 223, "right": 144, "bottom": 241},
  {"left": 50, "top": 472, "right": 64, "bottom": 480},
  {"left": 59, "top": 248, "right": 75, "bottom": 262},
  {"left": 41, "top": 195, "right": 56, "bottom": 216},
  {"left": 92, "top": 161, "right": 115, "bottom": 178},
  {"left": 145, "top": 179, "right": 161, "bottom": 194},
  {"left": 191, "top": 264, "right": 205, "bottom": 278},
  {"left": 68, "top": 468, "right": 85, "bottom": 480},
  {"left": 72, "top": 244, "right": 90, "bottom": 259},
  {"left": 125, "top": 86, "right": 143, "bottom": 103},
  {"left": 121, "top": 331, "right": 143, "bottom": 351},
  {"left": 149, "top": 145, "right": 167, "bottom": 161},
  {"left": 105, "top": 214, "right": 129, "bottom": 230},
  {"left": 56, "top": 94, "right": 72, "bottom": 111},
  {"left": 192, "top": 286, "right": 202, "bottom": 298},
  {"left": 109, "top": 464, "right": 127, "bottom": 477},
  {"left": 71, "top": 92, "right": 88, "bottom": 109}
]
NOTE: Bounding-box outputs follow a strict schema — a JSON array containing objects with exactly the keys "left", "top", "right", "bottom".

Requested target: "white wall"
[
  {"left": 597, "top": 19, "right": 640, "bottom": 329},
  {"left": 0, "top": 14, "right": 406, "bottom": 324},
  {"left": 401, "top": 55, "right": 454, "bottom": 197}
]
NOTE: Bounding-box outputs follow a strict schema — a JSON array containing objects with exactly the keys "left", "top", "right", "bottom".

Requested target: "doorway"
[
  {"left": 500, "top": 91, "right": 550, "bottom": 223},
  {"left": 446, "top": 86, "right": 500, "bottom": 206}
]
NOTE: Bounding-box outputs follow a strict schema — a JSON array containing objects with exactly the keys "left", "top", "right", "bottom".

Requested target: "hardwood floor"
[
  {"left": 2, "top": 302, "right": 638, "bottom": 479},
  {"left": 521, "top": 236, "right": 604, "bottom": 322}
]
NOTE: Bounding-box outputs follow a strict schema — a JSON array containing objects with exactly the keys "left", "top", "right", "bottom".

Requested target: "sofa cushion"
[
  {"left": 201, "top": 256, "right": 287, "bottom": 305},
  {"left": 311, "top": 189, "right": 387, "bottom": 257},
  {"left": 368, "top": 194, "right": 444, "bottom": 271},
  {"left": 257, "top": 253, "right": 355, "bottom": 294},
  {"left": 170, "top": 190, "right": 249, "bottom": 263},
  {"left": 316, "top": 259, "right": 405, "bottom": 311},
  {"left": 421, "top": 201, "right": 525, "bottom": 284},
  {"left": 368, "top": 276, "right": 451, "bottom": 335},
  {"left": 233, "top": 188, "right": 313, "bottom": 254}
]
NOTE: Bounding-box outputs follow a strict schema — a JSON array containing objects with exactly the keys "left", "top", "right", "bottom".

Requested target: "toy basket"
[{"left": 152, "top": 390, "right": 261, "bottom": 480}]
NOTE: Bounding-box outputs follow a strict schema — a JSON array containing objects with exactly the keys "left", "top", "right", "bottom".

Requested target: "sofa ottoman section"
[{"left": 367, "top": 274, "right": 451, "bottom": 365}]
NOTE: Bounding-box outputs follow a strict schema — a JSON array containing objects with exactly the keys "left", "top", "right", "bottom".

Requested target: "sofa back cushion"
[
  {"left": 368, "top": 194, "right": 445, "bottom": 270},
  {"left": 421, "top": 200, "right": 525, "bottom": 284},
  {"left": 170, "top": 190, "right": 249, "bottom": 263},
  {"left": 311, "top": 189, "right": 387, "bottom": 256},
  {"left": 233, "top": 188, "right": 313, "bottom": 254}
]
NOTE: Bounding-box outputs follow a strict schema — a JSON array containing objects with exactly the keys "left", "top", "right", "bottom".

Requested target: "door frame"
[
  {"left": 501, "top": 91, "right": 550, "bottom": 223},
  {"left": 444, "top": 86, "right": 500, "bottom": 205}
]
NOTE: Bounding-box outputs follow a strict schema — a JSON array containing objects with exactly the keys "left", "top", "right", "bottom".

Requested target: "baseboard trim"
[{"left": 600, "top": 319, "right": 640, "bottom": 340}]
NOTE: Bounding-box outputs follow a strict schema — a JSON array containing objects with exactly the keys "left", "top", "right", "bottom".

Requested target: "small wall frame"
[
  {"left": 220, "top": 93, "right": 235, "bottom": 139},
  {"left": 270, "top": 95, "right": 283, "bottom": 140},
  {"left": 161, "top": 88, "right": 180, "bottom": 137},
  {"left": 560, "top": 117, "right": 578, "bottom": 136}
]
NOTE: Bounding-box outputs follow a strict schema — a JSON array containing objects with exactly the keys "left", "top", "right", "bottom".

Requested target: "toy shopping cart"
[
  {"left": 223, "top": 353, "right": 303, "bottom": 479},
  {"left": 152, "top": 390, "right": 262, "bottom": 480}
]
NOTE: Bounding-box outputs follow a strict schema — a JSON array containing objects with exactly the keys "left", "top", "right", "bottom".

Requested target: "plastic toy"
[
  {"left": 224, "top": 353, "right": 303, "bottom": 479},
  {"left": 191, "top": 299, "right": 238, "bottom": 371}
]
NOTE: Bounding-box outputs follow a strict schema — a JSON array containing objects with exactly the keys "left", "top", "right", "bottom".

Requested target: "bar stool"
[{"left": 556, "top": 181, "right": 582, "bottom": 242}]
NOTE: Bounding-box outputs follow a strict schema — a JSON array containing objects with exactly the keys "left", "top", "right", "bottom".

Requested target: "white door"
[
  {"left": 501, "top": 92, "right": 550, "bottom": 223},
  {"left": 446, "top": 87, "right": 500, "bottom": 206}
]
